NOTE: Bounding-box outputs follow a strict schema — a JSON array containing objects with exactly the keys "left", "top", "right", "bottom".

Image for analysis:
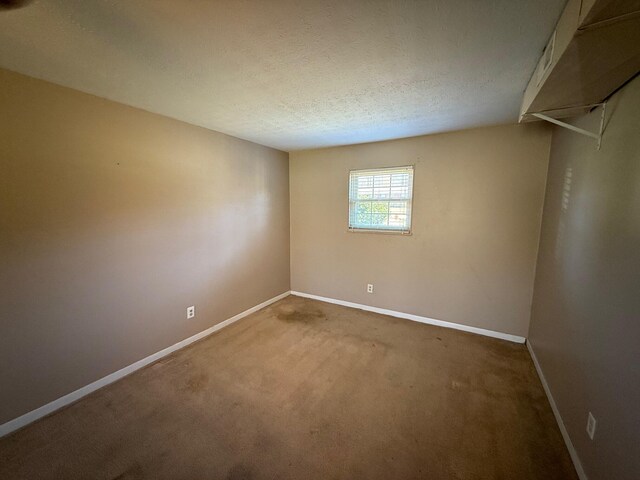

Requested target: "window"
[{"left": 348, "top": 166, "right": 414, "bottom": 234}]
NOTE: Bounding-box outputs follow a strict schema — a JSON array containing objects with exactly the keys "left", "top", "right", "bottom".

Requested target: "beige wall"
[
  {"left": 290, "top": 124, "right": 551, "bottom": 337},
  {"left": 528, "top": 75, "right": 640, "bottom": 479},
  {"left": 0, "top": 68, "right": 290, "bottom": 424}
]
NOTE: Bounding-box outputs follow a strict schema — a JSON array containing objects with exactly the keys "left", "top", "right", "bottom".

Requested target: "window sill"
[{"left": 347, "top": 228, "right": 412, "bottom": 236}]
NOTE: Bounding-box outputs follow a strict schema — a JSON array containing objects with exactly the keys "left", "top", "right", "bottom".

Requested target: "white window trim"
[{"left": 347, "top": 165, "right": 415, "bottom": 235}]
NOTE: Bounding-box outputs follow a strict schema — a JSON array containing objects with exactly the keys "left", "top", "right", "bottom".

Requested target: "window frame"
[{"left": 347, "top": 165, "right": 415, "bottom": 235}]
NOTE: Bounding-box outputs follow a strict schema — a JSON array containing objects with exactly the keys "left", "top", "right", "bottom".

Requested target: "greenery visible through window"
[{"left": 348, "top": 166, "right": 414, "bottom": 233}]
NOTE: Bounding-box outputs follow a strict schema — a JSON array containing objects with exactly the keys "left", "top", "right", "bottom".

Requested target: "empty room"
[{"left": 1, "top": 1, "right": 639, "bottom": 479}]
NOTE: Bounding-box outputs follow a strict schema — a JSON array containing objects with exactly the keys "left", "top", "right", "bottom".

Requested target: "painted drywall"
[
  {"left": 0, "top": 0, "right": 566, "bottom": 150},
  {"left": 528, "top": 75, "right": 640, "bottom": 479},
  {"left": 0, "top": 68, "right": 290, "bottom": 424},
  {"left": 290, "top": 124, "right": 551, "bottom": 337}
]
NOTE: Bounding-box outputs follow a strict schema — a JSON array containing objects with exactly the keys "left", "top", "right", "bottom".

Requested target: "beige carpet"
[{"left": 0, "top": 296, "right": 577, "bottom": 479}]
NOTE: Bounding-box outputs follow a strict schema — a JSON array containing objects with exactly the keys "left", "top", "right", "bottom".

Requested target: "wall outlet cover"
[{"left": 187, "top": 306, "right": 195, "bottom": 319}]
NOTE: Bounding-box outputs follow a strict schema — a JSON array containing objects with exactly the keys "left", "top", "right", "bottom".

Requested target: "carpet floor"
[{"left": 0, "top": 296, "right": 577, "bottom": 479}]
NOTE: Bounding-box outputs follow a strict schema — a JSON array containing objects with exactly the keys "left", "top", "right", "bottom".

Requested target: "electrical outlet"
[
  {"left": 367, "top": 284, "right": 374, "bottom": 294},
  {"left": 186, "top": 306, "right": 195, "bottom": 319},
  {"left": 586, "top": 412, "right": 596, "bottom": 440}
]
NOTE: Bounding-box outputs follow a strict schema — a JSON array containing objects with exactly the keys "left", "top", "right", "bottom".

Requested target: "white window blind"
[{"left": 348, "top": 166, "right": 414, "bottom": 233}]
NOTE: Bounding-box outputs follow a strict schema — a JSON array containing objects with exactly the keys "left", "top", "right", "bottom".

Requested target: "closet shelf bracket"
[{"left": 532, "top": 102, "right": 607, "bottom": 150}]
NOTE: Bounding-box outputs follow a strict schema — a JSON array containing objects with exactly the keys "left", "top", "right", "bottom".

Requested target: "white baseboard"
[
  {"left": 526, "top": 340, "right": 587, "bottom": 480},
  {"left": 0, "top": 290, "right": 291, "bottom": 438},
  {"left": 290, "top": 291, "right": 526, "bottom": 344}
]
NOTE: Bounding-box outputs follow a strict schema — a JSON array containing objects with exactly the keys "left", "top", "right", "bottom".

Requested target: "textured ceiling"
[{"left": 0, "top": 0, "right": 566, "bottom": 151}]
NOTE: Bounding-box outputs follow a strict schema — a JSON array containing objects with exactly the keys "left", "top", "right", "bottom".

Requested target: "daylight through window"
[{"left": 348, "top": 166, "right": 414, "bottom": 233}]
